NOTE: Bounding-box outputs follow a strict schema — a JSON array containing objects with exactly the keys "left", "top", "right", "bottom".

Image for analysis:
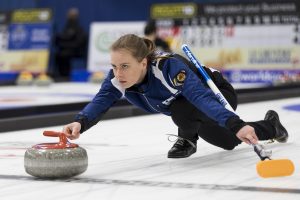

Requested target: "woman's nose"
[{"left": 114, "top": 68, "right": 122, "bottom": 78}]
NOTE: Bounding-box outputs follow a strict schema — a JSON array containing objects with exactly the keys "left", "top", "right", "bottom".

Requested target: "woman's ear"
[{"left": 141, "top": 57, "right": 148, "bottom": 68}]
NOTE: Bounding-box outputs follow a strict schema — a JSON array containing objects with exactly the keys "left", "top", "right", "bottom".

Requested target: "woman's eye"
[{"left": 122, "top": 64, "right": 128, "bottom": 69}]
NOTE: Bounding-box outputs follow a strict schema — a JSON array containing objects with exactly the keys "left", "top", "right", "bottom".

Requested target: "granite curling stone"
[
  {"left": 88, "top": 71, "right": 105, "bottom": 83},
  {"left": 16, "top": 71, "right": 34, "bottom": 86},
  {"left": 24, "top": 131, "right": 88, "bottom": 178},
  {"left": 34, "top": 73, "right": 53, "bottom": 86}
]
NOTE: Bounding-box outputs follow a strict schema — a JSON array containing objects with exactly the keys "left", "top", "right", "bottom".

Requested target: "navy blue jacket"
[{"left": 75, "top": 55, "right": 245, "bottom": 134}]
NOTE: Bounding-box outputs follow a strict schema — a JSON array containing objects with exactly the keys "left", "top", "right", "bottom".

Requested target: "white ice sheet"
[{"left": 0, "top": 97, "right": 299, "bottom": 200}]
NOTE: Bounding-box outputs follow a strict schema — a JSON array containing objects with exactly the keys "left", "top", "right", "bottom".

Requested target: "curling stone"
[
  {"left": 34, "top": 73, "right": 53, "bottom": 86},
  {"left": 24, "top": 131, "right": 88, "bottom": 178},
  {"left": 88, "top": 71, "right": 105, "bottom": 83},
  {"left": 16, "top": 71, "right": 34, "bottom": 86}
]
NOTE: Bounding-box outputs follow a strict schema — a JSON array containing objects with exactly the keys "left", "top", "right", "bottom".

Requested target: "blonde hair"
[{"left": 111, "top": 34, "right": 156, "bottom": 62}]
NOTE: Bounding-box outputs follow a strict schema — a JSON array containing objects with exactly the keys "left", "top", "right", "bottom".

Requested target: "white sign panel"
[
  {"left": 87, "top": 21, "right": 145, "bottom": 73},
  {"left": 0, "top": 25, "right": 8, "bottom": 51}
]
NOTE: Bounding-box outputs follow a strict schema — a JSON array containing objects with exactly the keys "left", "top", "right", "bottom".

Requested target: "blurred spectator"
[
  {"left": 144, "top": 20, "right": 171, "bottom": 52},
  {"left": 55, "top": 8, "right": 87, "bottom": 78}
]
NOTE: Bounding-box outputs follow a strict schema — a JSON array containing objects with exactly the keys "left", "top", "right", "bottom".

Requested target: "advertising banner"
[
  {"left": 11, "top": 9, "right": 52, "bottom": 23},
  {"left": 0, "top": 25, "right": 8, "bottom": 51},
  {"left": 8, "top": 23, "right": 52, "bottom": 50},
  {"left": 88, "top": 21, "right": 145, "bottom": 73},
  {"left": 0, "top": 8, "right": 52, "bottom": 74},
  {"left": 152, "top": 1, "right": 300, "bottom": 83},
  {"left": 0, "top": 50, "right": 49, "bottom": 72},
  {"left": 0, "top": 11, "right": 10, "bottom": 51},
  {"left": 189, "top": 46, "right": 300, "bottom": 70}
]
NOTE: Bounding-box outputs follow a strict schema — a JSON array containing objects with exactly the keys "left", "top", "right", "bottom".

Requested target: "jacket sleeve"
[
  {"left": 163, "top": 57, "right": 245, "bottom": 132},
  {"left": 75, "top": 70, "right": 122, "bottom": 133}
]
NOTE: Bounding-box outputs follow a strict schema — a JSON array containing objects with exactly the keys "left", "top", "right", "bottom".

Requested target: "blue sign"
[
  {"left": 222, "top": 70, "right": 300, "bottom": 83},
  {"left": 8, "top": 23, "right": 51, "bottom": 50}
]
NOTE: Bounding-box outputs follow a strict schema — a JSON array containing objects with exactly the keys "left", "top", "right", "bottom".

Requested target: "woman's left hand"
[{"left": 236, "top": 125, "right": 259, "bottom": 145}]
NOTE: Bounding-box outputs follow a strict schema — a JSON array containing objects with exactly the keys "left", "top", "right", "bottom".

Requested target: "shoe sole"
[
  {"left": 167, "top": 150, "right": 197, "bottom": 158},
  {"left": 168, "top": 155, "right": 191, "bottom": 158},
  {"left": 265, "top": 110, "right": 288, "bottom": 143}
]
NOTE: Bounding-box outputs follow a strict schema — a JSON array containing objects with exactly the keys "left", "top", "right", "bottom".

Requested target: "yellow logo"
[
  {"left": 173, "top": 70, "right": 186, "bottom": 86},
  {"left": 177, "top": 71, "right": 186, "bottom": 82}
]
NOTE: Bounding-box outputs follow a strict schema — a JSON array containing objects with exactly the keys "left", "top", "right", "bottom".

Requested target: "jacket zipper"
[
  {"left": 141, "top": 93, "right": 160, "bottom": 113},
  {"left": 127, "top": 91, "right": 160, "bottom": 113}
]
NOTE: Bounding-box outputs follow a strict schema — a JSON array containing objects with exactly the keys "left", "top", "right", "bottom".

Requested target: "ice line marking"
[{"left": 0, "top": 175, "right": 299, "bottom": 194}]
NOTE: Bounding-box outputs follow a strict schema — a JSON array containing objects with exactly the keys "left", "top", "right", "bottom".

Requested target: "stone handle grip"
[{"left": 43, "top": 131, "right": 68, "bottom": 146}]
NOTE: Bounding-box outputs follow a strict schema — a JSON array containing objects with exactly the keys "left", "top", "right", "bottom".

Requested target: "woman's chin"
[{"left": 120, "top": 82, "right": 131, "bottom": 89}]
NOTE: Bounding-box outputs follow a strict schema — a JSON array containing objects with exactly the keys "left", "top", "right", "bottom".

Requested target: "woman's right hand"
[
  {"left": 236, "top": 125, "right": 258, "bottom": 145},
  {"left": 62, "top": 122, "right": 81, "bottom": 140}
]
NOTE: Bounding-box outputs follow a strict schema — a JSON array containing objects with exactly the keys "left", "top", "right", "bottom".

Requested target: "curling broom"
[{"left": 182, "top": 44, "right": 294, "bottom": 178}]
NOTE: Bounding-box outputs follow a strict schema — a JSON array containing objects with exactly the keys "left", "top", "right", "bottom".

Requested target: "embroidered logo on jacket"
[{"left": 173, "top": 70, "right": 186, "bottom": 86}]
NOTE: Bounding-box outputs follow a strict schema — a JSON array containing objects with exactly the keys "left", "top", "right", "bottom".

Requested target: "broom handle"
[{"left": 181, "top": 44, "right": 270, "bottom": 160}]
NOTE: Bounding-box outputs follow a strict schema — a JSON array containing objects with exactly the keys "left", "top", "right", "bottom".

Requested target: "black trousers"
[{"left": 170, "top": 91, "right": 276, "bottom": 150}]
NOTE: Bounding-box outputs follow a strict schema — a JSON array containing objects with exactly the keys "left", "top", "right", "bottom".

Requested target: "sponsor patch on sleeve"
[{"left": 172, "top": 70, "right": 186, "bottom": 86}]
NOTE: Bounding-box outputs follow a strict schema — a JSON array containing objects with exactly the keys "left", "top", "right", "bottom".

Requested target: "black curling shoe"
[
  {"left": 168, "top": 138, "right": 197, "bottom": 158},
  {"left": 264, "top": 110, "right": 289, "bottom": 143}
]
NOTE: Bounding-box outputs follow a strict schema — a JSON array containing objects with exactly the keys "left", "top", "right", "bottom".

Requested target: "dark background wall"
[
  {"left": 1, "top": 0, "right": 192, "bottom": 33},
  {"left": 0, "top": 0, "right": 257, "bottom": 75},
  {"left": 0, "top": 0, "right": 192, "bottom": 73},
  {"left": 0, "top": 0, "right": 251, "bottom": 33},
  {"left": 37, "top": 0, "right": 190, "bottom": 33}
]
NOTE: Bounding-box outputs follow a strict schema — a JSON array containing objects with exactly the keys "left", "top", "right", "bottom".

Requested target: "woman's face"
[{"left": 110, "top": 49, "right": 147, "bottom": 89}]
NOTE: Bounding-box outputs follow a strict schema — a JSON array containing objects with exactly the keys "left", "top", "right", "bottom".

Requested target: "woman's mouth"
[{"left": 119, "top": 80, "right": 127, "bottom": 84}]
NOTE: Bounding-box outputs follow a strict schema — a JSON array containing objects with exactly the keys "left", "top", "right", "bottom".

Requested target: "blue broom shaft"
[{"left": 181, "top": 44, "right": 234, "bottom": 112}]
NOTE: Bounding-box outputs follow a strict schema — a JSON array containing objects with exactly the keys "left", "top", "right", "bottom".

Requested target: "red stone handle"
[
  {"left": 32, "top": 131, "right": 78, "bottom": 149},
  {"left": 43, "top": 131, "right": 68, "bottom": 146}
]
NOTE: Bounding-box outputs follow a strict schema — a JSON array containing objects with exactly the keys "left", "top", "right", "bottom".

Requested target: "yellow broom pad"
[{"left": 256, "top": 159, "right": 295, "bottom": 178}]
